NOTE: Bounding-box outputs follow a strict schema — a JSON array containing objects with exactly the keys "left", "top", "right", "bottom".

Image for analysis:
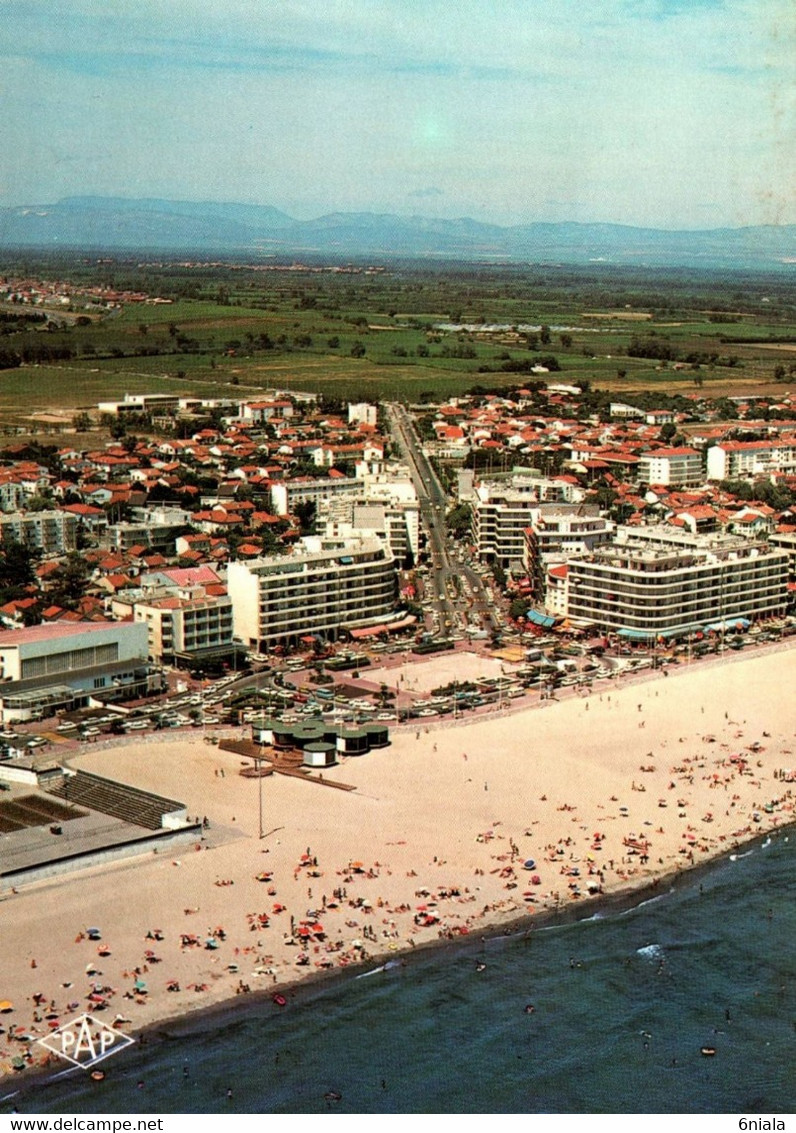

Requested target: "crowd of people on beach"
[{"left": 2, "top": 658, "right": 794, "bottom": 1081}]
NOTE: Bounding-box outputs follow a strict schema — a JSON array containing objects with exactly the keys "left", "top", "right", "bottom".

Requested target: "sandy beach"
[{"left": 2, "top": 645, "right": 794, "bottom": 1078}]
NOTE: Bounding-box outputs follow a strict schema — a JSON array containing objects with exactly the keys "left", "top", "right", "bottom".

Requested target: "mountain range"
[{"left": 0, "top": 195, "right": 794, "bottom": 269}]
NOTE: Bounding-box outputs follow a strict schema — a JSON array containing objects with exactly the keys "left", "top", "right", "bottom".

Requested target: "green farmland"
[{"left": 0, "top": 255, "right": 793, "bottom": 434}]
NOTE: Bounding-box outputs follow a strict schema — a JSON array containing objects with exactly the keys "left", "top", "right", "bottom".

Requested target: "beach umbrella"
[
  {"left": 0, "top": 1001, "right": 13, "bottom": 1012},
  {"left": 523, "top": 859, "right": 536, "bottom": 870}
]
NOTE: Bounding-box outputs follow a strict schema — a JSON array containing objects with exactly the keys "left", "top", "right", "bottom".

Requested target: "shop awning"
[
  {"left": 704, "top": 618, "right": 750, "bottom": 633},
  {"left": 525, "top": 609, "right": 557, "bottom": 628},
  {"left": 348, "top": 615, "right": 417, "bottom": 639},
  {"left": 618, "top": 624, "right": 701, "bottom": 640}
]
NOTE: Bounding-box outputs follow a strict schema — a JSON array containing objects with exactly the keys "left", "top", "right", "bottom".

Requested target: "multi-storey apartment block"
[
  {"left": 270, "top": 477, "right": 361, "bottom": 517},
  {"left": 471, "top": 476, "right": 578, "bottom": 567},
  {"left": 565, "top": 527, "right": 788, "bottom": 639},
  {"left": 707, "top": 437, "right": 796, "bottom": 481},
  {"left": 637, "top": 447, "right": 704, "bottom": 487},
  {"left": 522, "top": 506, "right": 615, "bottom": 596},
  {"left": 133, "top": 588, "right": 234, "bottom": 664},
  {"left": 0, "top": 510, "right": 78, "bottom": 555},
  {"left": 227, "top": 536, "right": 398, "bottom": 650}
]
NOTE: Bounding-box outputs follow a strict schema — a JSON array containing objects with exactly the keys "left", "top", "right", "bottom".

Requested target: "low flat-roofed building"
[
  {"left": 97, "top": 393, "right": 181, "bottom": 416},
  {"left": 0, "top": 621, "right": 151, "bottom": 721}
]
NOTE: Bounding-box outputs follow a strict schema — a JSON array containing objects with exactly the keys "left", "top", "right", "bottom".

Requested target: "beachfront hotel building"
[
  {"left": 564, "top": 526, "right": 789, "bottom": 639},
  {"left": 227, "top": 535, "right": 398, "bottom": 650},
  {"left": 0, "top": 621, "right": 151, "bottom": 721}
]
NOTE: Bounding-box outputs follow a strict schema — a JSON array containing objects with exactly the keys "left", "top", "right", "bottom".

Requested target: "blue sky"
[{"left": 0, "top": 0, "right": 792, "bottom": 227}]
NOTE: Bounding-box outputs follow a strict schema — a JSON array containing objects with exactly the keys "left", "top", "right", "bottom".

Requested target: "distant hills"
[{"left": 0, "top": 195, "right": 794, "bottom": 269}]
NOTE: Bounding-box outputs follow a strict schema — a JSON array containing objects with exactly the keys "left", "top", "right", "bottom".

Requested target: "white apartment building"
[
  {"left": 0, "top": 621, "right": 150, "bottom": 721},
  {"left": 707, "top": 437, "right": 796, "bottom": 481},
  {"left": 637, "top": 447, "right": 704, "bottom": 487},
  {"left": 0, "top": 479, "right": 26, "bottom": 513},
  {"left": 270, "top": 476, "right": 361, "bottom": 517},
  {"left": 348, "top": 402, "right": 378, "bottom": 427},
  {"left": 0, "top": 510, "right": 78, "bottom": 555},
  {"left": 545, "top": 564, "right": 569, "bottom": 617},
  {"left": 240, "top": 399, "right": 294, "bottom": 423},
  {"left": 321, "top": 468, "right": 420, "bottom": 564},
  {"left": 104, "top": 505, "right": 194, "bottom": 553},
  {"left": 609, "top": 403, "right": 644, "bottom": 420},
  {"left": 324, "top": 501, "right": 420, "bottom": 565},
  {"left": 271, "top": 467, "right": 420, "bottom": 563},
  {"left": 133, "top": 587, "right": 234, "bottom": 663},
  {"left": 472, "top": 476, "right": 579, "bottom": 567},
  {"left": 769, "top": 531, "right": 796, "bottom": 580},
  {"left": 565, "top": 527, "right": 788, "bottom": 639},
  {"left": 227, "top": 536, "right": 398, "bottom": 650},
  {"left": 522, "top": 506, "right": 615, "bottom": 596}
]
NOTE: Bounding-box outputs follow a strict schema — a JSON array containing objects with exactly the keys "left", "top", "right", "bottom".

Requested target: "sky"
[{"left": 0, "top": 0, "right": 793, "bottom": 229}]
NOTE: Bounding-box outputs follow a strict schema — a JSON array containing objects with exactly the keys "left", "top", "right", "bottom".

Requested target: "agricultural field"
[{"left": 0, "top": 255, "right": 793, "bottom": 436}]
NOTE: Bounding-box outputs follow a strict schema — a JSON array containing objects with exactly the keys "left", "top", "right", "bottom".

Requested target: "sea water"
[{"left": 6, "top": 831, "right": 794, "bottom": 1115}]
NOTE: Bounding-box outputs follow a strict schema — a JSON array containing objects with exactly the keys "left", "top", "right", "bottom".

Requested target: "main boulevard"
[{"left": 386, "top": 403, "right": 497, "bottom": 637}]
